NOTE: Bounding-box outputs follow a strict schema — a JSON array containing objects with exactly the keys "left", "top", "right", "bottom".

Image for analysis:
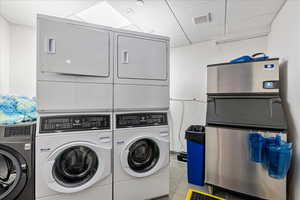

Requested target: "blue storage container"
[
  {"left": 248, "top": 133, "right": 293, "bottom": 179},
  {"left": 185, "top": 125, "right": 205, "bottom": 186},
  {"left": 248, "top": 133, "right": 265, "bottom": 163},
  {"left": 262, "top": 136, "right": 281, "bottom": 169},
  {"left": 268, "top": 142, "right": 292, "bottom": 179}
]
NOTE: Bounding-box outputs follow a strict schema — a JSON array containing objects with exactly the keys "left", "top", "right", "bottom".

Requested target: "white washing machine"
[
  {"left": 35, "top": 113, "right": 112, "bottom": 200},
  {"left": 114, "top": 111, "right": 170, "bottom": 200},
  {"left": 113, "top": 32, "right": 170, "bottom": 111}
]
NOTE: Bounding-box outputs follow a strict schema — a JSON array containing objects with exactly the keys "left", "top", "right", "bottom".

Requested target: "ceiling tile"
[
  {"left": 227, "top": 13, "right": 274, "bottom": 34},
  {"left": 107, "top": 0, "right": 188, "bottom": 47},
  {"left": 227, "top": 0, "right": 286, "bottom": 34},
  {"left": 0, "top": 0, "right": 99, "bottom": 26},
  {"left": 167, "top": 0, "right": 226, "bottom": 43}
]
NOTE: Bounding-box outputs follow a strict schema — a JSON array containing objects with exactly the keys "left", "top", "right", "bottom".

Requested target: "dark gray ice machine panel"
[{"left": 206, "top": 96, "right": 287, "bottom": 130}]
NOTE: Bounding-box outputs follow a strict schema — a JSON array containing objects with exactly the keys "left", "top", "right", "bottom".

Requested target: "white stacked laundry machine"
[
  {"left": 36, "top": 14, "right": 170, "bottom": 200},
  {"left": 36, "top": 15, "right": 114, "bottom": 200},
  {"left": 113, "top": 31, "right": 170, "bottom": 200}
]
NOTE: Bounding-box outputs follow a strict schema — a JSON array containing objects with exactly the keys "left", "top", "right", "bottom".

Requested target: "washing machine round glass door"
[
  {"left": 46, "top": 141, "right": 111, "bottom": 193},
  {"left": 0, "top": 147, "right": 27, "bottom": 200},
  {"left": 127, "top": 138, "right": 160, "bottom": 173},
  {"left": 52, "top": 145, "right": 99, "bottom": 188}
]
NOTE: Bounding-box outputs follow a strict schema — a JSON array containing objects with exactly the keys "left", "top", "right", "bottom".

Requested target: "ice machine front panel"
[
  {"left": 207, "top": 59, "right": 279, "bottom": 94},
  {"left": 205, "top": 126, "right": 287, "bottom": 200},
  {"left": 206, "top": 96, "right": 287, "bottom": 130}
]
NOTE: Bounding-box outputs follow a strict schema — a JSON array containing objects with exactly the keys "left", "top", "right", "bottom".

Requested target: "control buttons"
[
  {"left": 263, "top": 81, "right": 279, "bottom": 89},
  {"left": 264, "top": 64, "right": 275, "bottom": 69},
  {"left": 116, "top": 113, "right": 168, "bottom": 128},
  {"left": 40, "top": 115, "right": 110, "bottom": 133}
]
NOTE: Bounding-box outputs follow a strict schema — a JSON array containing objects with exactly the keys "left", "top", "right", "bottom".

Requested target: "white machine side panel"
[
  {"left": 38, "top": 18, "right": 110, "bottom": 77},
  {"left": 36, "top": 184, "right": 112, "bottom": 200},
  {"left": 37, "top": 81, "right": 112, "bottom": 112},
  {"left": 114, "top": 169, "right": 169, "bottom": 200},
  {"left": 117, "top": 35, "right": 168, "bottom": 81},
  {"left": 114, "top": 84, "right": 169, "bottom": 111}
]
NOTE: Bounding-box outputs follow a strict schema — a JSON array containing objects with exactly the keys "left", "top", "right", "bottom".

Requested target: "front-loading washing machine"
[
  {"left": 113, "top": 111, "right": 170, "bottom": 200},
  {"left": 0, "top": 122, "right": 36, "bottom": 200},
  {"left": 35, "top": 113, "right": 112, "bottom": 200}
]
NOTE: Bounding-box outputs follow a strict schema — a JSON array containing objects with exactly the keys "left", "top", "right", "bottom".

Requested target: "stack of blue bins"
[
  {"left": 185, "top": 125, "right": 205, "bottom": 186},
  {"left": 248, "top": 133, "right": 292, "bottom": 179}
]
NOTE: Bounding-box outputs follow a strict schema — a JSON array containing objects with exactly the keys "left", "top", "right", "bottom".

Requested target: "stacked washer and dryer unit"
[
  {"left": 36, "top": 15, "right": 114, "bottom": 200},
  {"left": 113, "top": 27, "right": 170, "bottom": 200},
  {"left": 36, "top": 15, "right": 170, "bottom": 200}
]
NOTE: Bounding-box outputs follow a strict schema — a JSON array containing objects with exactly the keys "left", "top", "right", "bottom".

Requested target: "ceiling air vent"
[{"left": 193, "top": 13, "right": 212, "bottom": 25}]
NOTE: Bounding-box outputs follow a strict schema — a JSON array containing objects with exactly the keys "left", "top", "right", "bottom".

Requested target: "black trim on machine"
[
  {"left": 39, "top": 115, "right": 110, "bottom": 133},
  {"left": 206, "top": 123, "right": 287, "bottom": 132},
  {"left": 116, "top": 113, "right": 168, "bottom": 129}
]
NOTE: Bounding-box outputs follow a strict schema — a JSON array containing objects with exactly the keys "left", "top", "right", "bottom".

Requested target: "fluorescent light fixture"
[{"left": 75, "top": 1, "right": 131, "bottom": 28}]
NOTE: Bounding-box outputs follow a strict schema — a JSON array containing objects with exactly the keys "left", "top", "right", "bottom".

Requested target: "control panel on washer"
[
  {"left": 0, "top": 123, "right": 36, "bottom": 138},
  {"left": 116, "top": 113, "right": 168, "bottom": 128},
  {"left": 40, "top": 115, "right": 110, "bottom": 133}
]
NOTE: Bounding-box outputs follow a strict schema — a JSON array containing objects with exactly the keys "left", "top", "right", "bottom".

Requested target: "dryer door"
[
  {"left": 116, "top": 35, "right": 168, "bottom": 83},
  {"left": 0, "top": 146, "right": 27, "bottom": 200},
  {"left": 121, "top": 136, "right": 169, "bottom": 178},
  {"left": 45, "top": 142, "right": 111, "bottom": 193}
]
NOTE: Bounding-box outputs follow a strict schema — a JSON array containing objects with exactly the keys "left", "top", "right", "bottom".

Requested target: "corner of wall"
[{"left": 0, "top": 15, "right": 11, "bottom": 95}]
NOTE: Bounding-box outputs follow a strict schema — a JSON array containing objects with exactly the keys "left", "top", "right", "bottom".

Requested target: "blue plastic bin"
[
  {"left": 248, "top": 133, "right": 265, "bottom": 163},
  {"left": 185, "top": 125, "right": 205, "bottom": 186},
  {"left": 248, "top": 133, "right": 293, "bottom": 179},
  {"left": 262, "top": 136, "right": 281, "bottom": 169},
  {"left": 268, "top": 142, "right": 292, "bottom": 179}
]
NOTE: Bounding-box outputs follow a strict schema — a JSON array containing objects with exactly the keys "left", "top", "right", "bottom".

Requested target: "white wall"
[
  {"left": 170, "top": 37, "right": 268, "bottom": 152},
  {"left": 267, "top": 1, "right": 300, "bottom": 199},
  {"left": 0, "top": 15, "right": 10, "bottom": 94},
  {"left": 9, "top": 24, "right": 36, "bottom": 98}
]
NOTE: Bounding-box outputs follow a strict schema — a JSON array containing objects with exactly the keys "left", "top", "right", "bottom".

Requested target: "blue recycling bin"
[{"left": 185, "top": 125, "right": 205, "bottom": 186}]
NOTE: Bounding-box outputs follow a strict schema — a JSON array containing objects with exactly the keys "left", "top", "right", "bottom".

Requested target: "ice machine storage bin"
[
  {"left": 185, "top": 125, "right": 205, "bottom": 186},
  {"left": 206, "top": 96, "right": 287, "bottom": 130}
]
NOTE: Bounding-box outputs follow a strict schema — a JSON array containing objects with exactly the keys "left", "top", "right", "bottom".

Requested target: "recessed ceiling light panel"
[{"left": 76, "top": 1, "right": 131, "bottom": 28}]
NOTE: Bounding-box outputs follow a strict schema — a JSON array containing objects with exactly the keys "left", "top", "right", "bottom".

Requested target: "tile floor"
[{"left": 156, "top": 153, "right": 248, "bottom": 200}]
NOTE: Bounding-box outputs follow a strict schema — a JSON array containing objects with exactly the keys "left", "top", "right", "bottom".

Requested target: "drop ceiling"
[{"left": 0, "top": 0, "right": 286, "bottom": 47}]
